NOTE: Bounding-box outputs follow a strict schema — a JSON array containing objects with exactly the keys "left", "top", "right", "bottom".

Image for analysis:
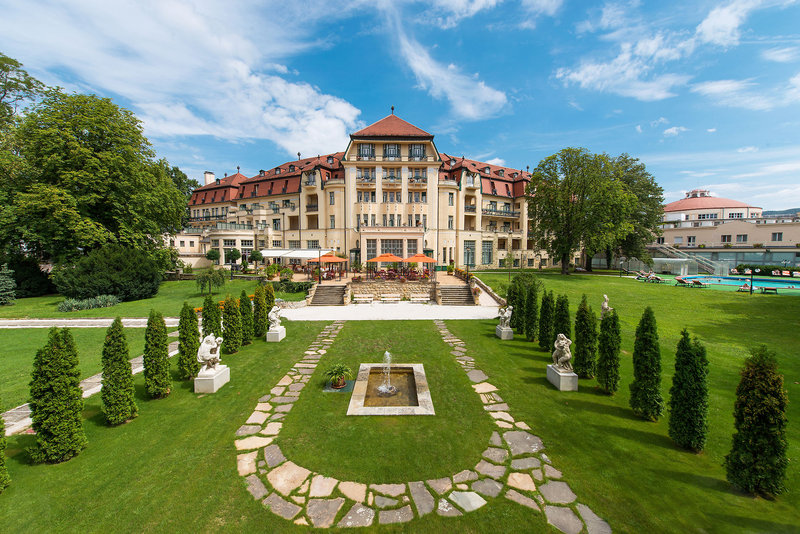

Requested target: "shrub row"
[
  {"left": 735, "top": 263, "right": 799, "bottom": 276},
  {"left": 58, "top": 295, "right": 120, "bottom": 312}
]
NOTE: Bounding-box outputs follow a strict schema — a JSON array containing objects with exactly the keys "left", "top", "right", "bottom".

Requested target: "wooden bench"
[
  {"left": 380, "top": 293, "right": 401, "bottom": 303},
  {"left": 352, "top": 294, "right": 373, "bottom": 304},
  {"left": 410, "top": 294, "right": 430, "bottom": 303},
  {"left": 759, "top": 287, "right": 778, "bottom": 294}
]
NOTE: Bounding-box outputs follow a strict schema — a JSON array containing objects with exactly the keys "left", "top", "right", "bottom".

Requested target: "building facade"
[{"left": 178, "top": 114, "right": 566, "bottom": 270}]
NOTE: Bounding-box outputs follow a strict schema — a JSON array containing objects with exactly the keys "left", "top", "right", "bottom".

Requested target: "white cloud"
[
  {"left": 568, "top": 100, "right": 583, "bottom": 110},
  {"left": 486, "top": 157, "right": 506, "bottom": 166},
  {"left": 663, "top": 126, "right": 688, "bottom": 136},
  {"left": 707, "top": 128, "right": 717, "bottom": 132},
  {"left": 519, "top": 0, "right": 563, "bottom": 27},
  {"left": 650, "top": 117, "right": 669, "bottom": 127},
  {"left": 762, "top": 46, "right": 800, "bottom": 63},
  {"left": 737, "top": 146, "right": 759, "bottom": 153},
  {"left": 428, "top": 0, "right": 503, "bottom": 28},
  {"left": 695, "top": 0, "right": 761, "bottom": 47},
  {"left": 635, "top": 124, "right": 643, "bottom": 133},
  {"left": 576, "top": 2, "right": 631, "bottom": 34},
  {"left": 690, "top": 78, "right": 784, "bottom": 110}
]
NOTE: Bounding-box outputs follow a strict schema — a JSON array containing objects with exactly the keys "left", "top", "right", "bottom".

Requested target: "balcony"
[
  {"left": 305, "top": 204, "right": 319, "bottom": 212},
  {"left": 303, "top": 179, "right": 317, "bottom": 187},
  {"left": 464, "top": 205, "right": 477, "bottom": 213},
  {"left": 188, "top": 215, "right": 226, "bottom": 222},
  {"left": 408, "top": 177, "right": 427, "bottom": 187},
  {"left": 382, "top": 176, "right": 402, "bottom": 188},
  {"left": 356, "top": 176, "right": 376, "bottom": 186},
  {"left": 464, "top": 178, "right": 478, "bottom": 189},
  {"left": 356, "top": 154, "right": 375, "bottom": 161},
  {"left": 482, "top": 207, "right": 520, "bottom": 218}
]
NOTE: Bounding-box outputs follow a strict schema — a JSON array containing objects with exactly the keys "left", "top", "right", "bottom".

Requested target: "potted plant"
[{"left": 324, "top": 361, "right": 353, "bottom": 389}]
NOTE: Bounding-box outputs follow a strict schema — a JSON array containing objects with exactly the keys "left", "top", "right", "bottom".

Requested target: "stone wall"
[{"left": 350, "top": 280, "right": 434, "bottom": 299}]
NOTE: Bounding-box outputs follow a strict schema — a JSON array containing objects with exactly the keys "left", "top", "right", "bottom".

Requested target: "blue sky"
[{"left": 1, "top": 0, "right": 799, "bottom": 208}]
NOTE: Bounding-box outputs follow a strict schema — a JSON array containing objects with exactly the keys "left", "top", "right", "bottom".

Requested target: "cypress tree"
[
  {"left": 725, "top": 345, "right": 788, "bottom": 496},
  {"left": 201, "top": 294, "right": 221, "bottom": 338},
  {"left": 573, "top": 295, "right": 598, "bottom": 378},
  {"left": 538, "top": 290, "right": 554, "bottom": 351},
  {"left": 178, "top": 302, "right": 201, "bottom": 379},
  {"left": 101, "top": 317, "right": 138, "bottom": 425},
  {"left": 629, "top": 307, "right": 664, "bottom": 421},
  {"left": 506, "top": 281, "right": 520, "bottom": 331},
  {"left": 264, "top": 282, "right": 275, "bottom": 310},
  {"left": 596, "top": 310, "right": 621, "bottom": 394},
  {"left": 515, "top": 282, "right": 528, "bottom": 336},
  {"left": 0, "top": 396, "right": 10, "bottom": 492},
  {"left": 253, "top": 284, "right": 268, "bottom": 338},
  {"left": 143, "top": 310, "right": 171, "bottom": 398},
  {"left": 553, "top": 294, "right": 571, "bottom": 347},
  {"left": 221, "top": 295, "right": 242, "bottom": 354},
  {"left": 28, "top": 327, "right": 87, "bottom": 463},
  {"left": 0, "top": 263, "right": 16, "bottom": 305},
  {"left": 668, "top": 329, "right": 708, "bottom": 452},
  {"left": 523, "top": 280, "right": 539, "bottom": 342},
  {"left": 239, "top": 289, "right": 254, "bottom": 345}
]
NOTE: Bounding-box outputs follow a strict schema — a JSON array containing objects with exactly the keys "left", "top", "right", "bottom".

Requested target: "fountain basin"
[{"left": 346, "top": 363, "right": 435, "bottom": 416}]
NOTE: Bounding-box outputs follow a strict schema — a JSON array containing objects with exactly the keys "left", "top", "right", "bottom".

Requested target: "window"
[
  {"left": 356, "top": 167, "right": 374, "bottom": 180},
  {"left": 656, "top": 237, "right": 664, "bottom": 245},
  {"left": 329, "top": 192, "right": 335, "bottom": 205},
  {"left": 283, "top": 199, "right": 291, "bottom": 207},
  {"left": 389, "top": 192, "right": 395, "bottom": 202},
  {"left": 307, "top": 240, "right": 320, "bottom": 249},
  {"left": 366, "top": 239, "right": 377, "bottom": 260},
  {"left": 414, "top": 192, "right": 420, "bottom": 203},
  {"left": 384, "top": 143, "right": 400, "bottom": 159},
  {"left": 448, "top": 192, "right": 454, "bottom": 206},
  {"left": 381, "top": 239, "right": 403, "bottom": 258},
  {"left": 422, "top": 215, "right": 427, "bottom": 229},
  {"left": 448, "top": 215, "right": 454, "bottom": 229},
  {"left": 370, "top": 191, "right": 376, "bottom": 202},
  {"left": 389, "top": 214, "right": 395, "bottom": 227},
  {"left": 415, "top": 214, "right": 421, "bottom": 227},
  {"left": 272, "top": 218, "right": 281, "bottom": 230},
  {"left": 241, "top": 240, "right": 253, "bottom": 247},
  {"left": 698, "top": 213, "right": 718, "bottom": 220},
  {"left": 421, "top": 192, "right": 427, "bottom": 202},
  {"left": 407, "top": 240, "right": 417, "bottom": 256},
  {"left": 464, "top": 240, "right": 476, "bottom": 267},
  {"left": 728, "top": 212, "right": 743, "bottom": 219},
  {"left": 258, "top": 240, "right": 266, "bottom": 248},
  {"left": 188, "top": 240, "right": 194, "bottom": 247},
  {"left": 736, "top": 234, "right": 748, "bottom": 243},
  {"left": 721, "top": 235, "right": 731, "bottom": 243},
  {"left": 408, "top": 215, "right": 413, "bottom": 227},
  {"left": 772, "top": 232, "right": 783, "bottom": 242},
  {"left": 687, "top": 236, "right": 696, "bottom": 245},
  {"left": 482, "top": 241, "right": 493, "bottom": 265},
  {"left": 272, "top": 240, "right": 282, "bottom": 248},
  {"left": 179, "top": 240, "right": 185, "bottom": 247},
  {"left": 357, "top": 143, "right": 375, "bottom": 160},
  {"left": 363, "top": 214, "right": 368, "bottom": 227},
  {"left": 330, "top": 215, "right": 335, "bottom": 229},
  {"left": 383, "top": 214, "right": 388, "bottom": 227},
  {"left": 408, "top": 192, "right": 413, "bottom": 203},
  {"left": 289, "top": 240, "right": 301, "bottom": 249},
  {"left": 371, "top": 214, "right": 376, "bottom": 226},
  {"left": 383, "top": 191, "right": 388, "bottom": 203},
  {"left": 211, "top": 239, "right": 219, "bottom": 247},
  {"left": 410, "top": 143, "right": 426, "bottom": 160},
  {"left": 223, "top": 239, "right": 236, "bottom": 247}
]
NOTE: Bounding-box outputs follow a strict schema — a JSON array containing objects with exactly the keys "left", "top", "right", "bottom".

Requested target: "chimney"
[{"left": 204, "top": 171, "right": 215, "bottom": 185}]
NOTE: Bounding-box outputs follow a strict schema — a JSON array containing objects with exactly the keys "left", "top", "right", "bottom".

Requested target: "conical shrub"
[
  {"left": 264, "top": 282, "right": 275, "bottom": 310},
  {"left": 506, "top": 280, "right": 521, "bottom": 331},
  {"left": 668, "top": 329, "right": 708, "bottom": 451},
  {"left": 523, "top": 281, "right": 539, "bottom": 342},
  {"left": 178, "top": 302, "right": 201, "bottom": 379},
  {"left": 221, "top": 295, "right": 241, "bottom": 354},
  {"left": 553, "top": 294, "right": 571, "bottom": 345},
  {"left": 538, "top": 290, "right": 554, "bottom": 351},
  {"left": 101, "top": 317, "right": 138, "bottom": 425},
  {"left": 143, "top": 310, "right": 171, "bottom": 398},
  {"left": 253, "top": 285, "right": 268, "bottom": 338},
  {"left": 725, "top": 345, "right": 788, "bottom": 496},
  {"left": 573, "top": 295, "right": 598, "bottom": 378},
  {"left": 201, "top": 294, "right": 221, "bottom": 338},
  {"left": 0, "top": 263, "right": 15, "bottom": 306},
  {"left": 629, "top": 307, "right": 664, "bottom": 421},
  {"left": 596, "top": 310, "right": 621, "bottom": 394},
  {"left": 240, "top": 289, "right": 253, "bottom": 345},
  {"left": 28, "top": 327, "right": 87, "bottom": 463}
]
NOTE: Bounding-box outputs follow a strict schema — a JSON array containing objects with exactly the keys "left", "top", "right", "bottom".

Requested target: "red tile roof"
[
  {"left": 189, "top": 172, "right": 248, "bottom": 205},
  {"left": 351, "top": 114, "right": 432, "bottom": 138},
  {"left": 439, "top": 152, "right": 530, "bottom": 198}
]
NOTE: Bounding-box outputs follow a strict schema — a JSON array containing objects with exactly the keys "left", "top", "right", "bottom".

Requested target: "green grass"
[
  {"left": 1, "top": 328, "right": 147, "bottom": 408},
  {"left": 0, "top": 279, "right": 306, "bottom": 319}
]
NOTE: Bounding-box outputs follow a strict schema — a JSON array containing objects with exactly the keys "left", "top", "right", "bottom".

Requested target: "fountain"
[
  {"left": 346, "top": 352, "right": 435, "bottom": 416},
  {"left": 376, "top": 351, "right": 398, "bottom": 397}
]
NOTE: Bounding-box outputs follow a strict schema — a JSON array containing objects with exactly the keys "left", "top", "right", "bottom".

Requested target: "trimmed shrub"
[
  {"left": 101, "top": 317, "right": 138, "bottom": 425},
  {"left": 506, "top": 281, "right": 521, "bottom": 331},
  {"left": 538, "top": 290, "right": 554, "bottom": 351},
  {"left": 3, "top": 253, "right": 54, "bottom": 297},
  {"left": 51, "top": 244, "right": 162, "bottom": 301},
  {"left": 523, "top": 281, "right": 539, "bottom": 342},
  {"left": 221, "top": 295, "right": 241, "bottom": 354},
  {"left": 264, "top": 282, "right": 276, "bottom": 309},
  {"left": 143, "top": 310, "right": 171, "bottom": 398},
  {"left": 725, "top": 345, "right": 788, "bottom": 496},
  {"left": 205, "top": 249, "right": 220, "bottom": 263},
  {"left": 239, "top": 289, "right": 254, "bottom": 345},
  {"left": 178, "top": 302, "right": 201, "bottom": 379},
  {"left": 573, "top": 295, "right": 598, "bottom": 378},
  {"left": 629, "top": 307, "right": 664, "bottom": 421},
  {"left": 279, "top": 267, "right": 293, "bottom": 281},
  {"left": 57, "top": 294, "right": 120, "bottom": 312},
  {"left": 0, "top": 263, "right": 16, "bottom": 305},
  {"left": 0, "top": 395, "right": 10, "bottom": 492},
  {"left": 596, "top": 310, "right": 621, "bottom": 394},
  {"left": 553, "top": 294, "right": 571, "bottom": 346},
  {"left": 253, "top": 285, "right": 268, "bottom": 338},
  {"left": 201, "top": 294, "right": 221, "bottom": 338},
  {"left": 28, "top": 327, "right": 87, "bottom": 463},
  {"left": 668, "top": 329, "right": 708, "bottom": 451}
]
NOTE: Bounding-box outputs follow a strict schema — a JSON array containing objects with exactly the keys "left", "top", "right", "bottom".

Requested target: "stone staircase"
[
  {"left": 310, "top": 285, "right": 346, "bottom": 306},
  {"left": 440, "top": 286, "right": 475, "bottom": 306}
]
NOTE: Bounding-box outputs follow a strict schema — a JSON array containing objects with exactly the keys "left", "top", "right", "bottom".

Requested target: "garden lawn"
[
  {"left": 0, "top": 279, "right": 305, "bottom": 319},
  {"left": 454, "top": 270, "right": 799, "bottom": 533},
  {"left": 1, "top": 328, "right": 147, "bottom": 409}
]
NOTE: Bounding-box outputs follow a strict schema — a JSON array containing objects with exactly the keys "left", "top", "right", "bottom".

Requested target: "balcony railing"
[
  {"left": 464, "top": 179, "right": 478, "bottom": 188},
  {"left": 482, "top": 208, "right": 520, "bottom": 218},
  {"left": 305, "top": 204, "right": 319, "bottom": 212},
  {"left": 188, "top": 215, "right": 226, "bottom": 222},
  {"left": 408, "top": 177, "right": 427, "bottom": 186},
  {"left": 356, "top": 176, "right": 376, "bottom": 183},
  {"left": 304, "top": 179, "right": 317, "bottom": 186},
  {"left": 464, "top": 205, "right": 476, "bottom": 213},
  {"left": 382, "top": 177, "right": 402, "bottom": 186}
]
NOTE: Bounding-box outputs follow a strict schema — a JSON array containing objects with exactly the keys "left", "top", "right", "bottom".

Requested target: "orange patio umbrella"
[
  {"left": 402, "top": 253, "right": 436, "bottom": 263},
  {"left": 366, "top": 252, "right": 404, "bottom": 263},
  {"left": 308, "top": 253, "right": 347, "bottom": 263}
]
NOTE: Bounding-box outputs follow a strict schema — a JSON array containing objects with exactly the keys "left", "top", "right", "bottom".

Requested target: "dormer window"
[
  {"left": 484, "top": 166, "right": 490, "bottom": 173},
  {"left": 450, "top": 158, "right": 456, "bottom": 166},
  {"left": 327, "top": 156, "right": 334, "bottom": 164},
  {"left": 259, "top": 170, "right": 265, "bottom": 176},
  {"left": 498, "top": 169, "right": 504, "bottom": 177},
  {"left": 289, "top": 165, "right": 295, "bottom": 172},
  {"left": 275, "top": 167, "right": 281, "bottom": 175}
]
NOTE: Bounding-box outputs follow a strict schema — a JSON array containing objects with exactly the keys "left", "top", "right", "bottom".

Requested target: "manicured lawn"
[
  {"left": 0, "top": 279, "right": 306, "bottom": 319},
  {"left": 1, "top": 328, "right": 148, "bottom": 409}
]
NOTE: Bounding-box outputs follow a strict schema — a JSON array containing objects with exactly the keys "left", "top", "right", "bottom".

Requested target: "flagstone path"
[{"left": 234, "top": 320, "right": 611, "bottom": 532}]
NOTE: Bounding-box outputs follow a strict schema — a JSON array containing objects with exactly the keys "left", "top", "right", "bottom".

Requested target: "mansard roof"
[
  {"left": 439, "top": 152, "right": 530, "bottom": 198},
  {"left": 351, "top": 114, "right": 432, "bottom": 139}
]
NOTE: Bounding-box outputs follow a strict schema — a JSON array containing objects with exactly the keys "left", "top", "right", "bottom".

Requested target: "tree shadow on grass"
[
  {"left": 707, "top": 513, "right": 799, "bottom": 533},
  {"left": 649, "top": 468, "right": 730, "bottom": 495},
  {"left": 590, "top": 422, "right": 675, "bottom": 450},
  {"left": 566, "top": 399, "right": 641, "bottom": 422}
]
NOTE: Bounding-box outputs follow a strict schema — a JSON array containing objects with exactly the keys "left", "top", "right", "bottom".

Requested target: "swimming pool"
[{"left": 683, "top": 275, "right": 800, "bottom": 289}]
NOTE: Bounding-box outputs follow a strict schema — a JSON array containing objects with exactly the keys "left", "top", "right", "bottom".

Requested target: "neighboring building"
[{"left": 176, "top": 113, "right": 571, "bottom": 270}]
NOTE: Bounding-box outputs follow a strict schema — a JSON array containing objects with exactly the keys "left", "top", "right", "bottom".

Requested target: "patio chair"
[{"left": 737, "top": 283, "right": 750, "bottom": 292}]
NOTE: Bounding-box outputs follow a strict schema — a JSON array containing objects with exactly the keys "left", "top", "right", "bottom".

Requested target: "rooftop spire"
[{"left": 391, "top": 105, "right": 394, "bottom": 115}]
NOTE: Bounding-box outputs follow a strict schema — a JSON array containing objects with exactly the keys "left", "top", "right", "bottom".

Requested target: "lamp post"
[{"left": 750, "top": 268, "right": 760, "bottom": 295}]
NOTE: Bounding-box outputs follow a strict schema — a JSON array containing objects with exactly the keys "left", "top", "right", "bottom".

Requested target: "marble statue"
[
  {"left": 601, "top": 294, "right": 614, "bottom": 319},
  {"left": 498, "top": 305, "right": 513, "bottom": 329},
  {"left": 197, "top": 334, "right": 223, "bottom": 371},
  {"left": 268, "top": 305, "right": 282, "bottom": 330},
  {"left": 552, "top": 333, "right": 573, "bottom": 372}
]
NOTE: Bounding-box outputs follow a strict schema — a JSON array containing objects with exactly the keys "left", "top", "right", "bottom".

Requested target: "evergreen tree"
[
  {"left": 100, "top": 317, "right": 138, "bottom": 425},
  {"left": 201, "top": 294, "right": 221, "bottom": 338},
  {"left": 221, "top": 295, "right": 241, "bottom": 354},
  {"left": 725, "top": 345, "right": 788, "bottom": 496},
  {"left": 573, "top": 295, "right": 598, "bottom": 378},
  {"left": 553, "top": 294, "right": 571, "bottom": 346},
  {"left": 523, "top": 281, "right": 539, "bottom": 342},
  {"left": 143, "top": 310, "right": 171, "bottom": 398},
  {"left": 596, "top": 310, "right": 621, "bottom": 394},
  {"left": 538, "top": 290, "right": 554, "bottom": 351},
  {"left": 506, "top": 281, "right": 520, "bottom": 331},
  {"left": 28, "top": 327, "right": 87, "bottom": 463},
  {"left": 515, "top": 282, "right": 528, "bottom": 336},
  {"left": 239, "top": 289, "right": 254, "bottom": 345},
  {"left": 253, "top": 285, "right": 268, "bottom": 338},
  {"left": 629, "top": 307, "right": 664, "bottom": 421},
  {"left": 668, "top": 329, "right": 708, "bottom": 452},
  {"left": 264, "top": 282, "right": 275, "bottom": 310},
  {"left": 0, "top": 395, "right": 10, "bottom": 492},
  {"left": 177, "top": 302, "right": 201, "bottom": 379},
  {"left": 0, "top": 263, "right": 16, "bottom": 305}
]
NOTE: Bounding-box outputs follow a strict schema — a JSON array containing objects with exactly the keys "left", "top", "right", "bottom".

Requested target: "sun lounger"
[
  {"left": 737, "top": 284, "right": 750, "bottom": 292},
  {"left": 793, "top": 272, "right": 800, "bottom": 278},
  {"left": 729, "top": 268, "right": 739, "bottom": 275},
  {"left": 772, "top": 270, "right": 781, "bottom": 276},
  {"left": 691, "top": 279, "right": 709, "bottom": 288},
  {"left": 675, "top": 278, "right": 691, "bottom": 287},
  {"left": 759, "top": 287, "right": 778, "bottom": 294},
  {"left": 782, "top": 271, "right": 790, "bottom": 276}
]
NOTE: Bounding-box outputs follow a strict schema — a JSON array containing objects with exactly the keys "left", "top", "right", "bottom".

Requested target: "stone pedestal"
[
  {"left": 546, "top": 364, "right": 578, "bottom": 391},
  {"left": 495, "top": 325, "right": 514, "bottom": 340},
  {"left": 194, "top": 365, "right": 230, "bottom": 393},
  {"left": 267, "top": 325, "right": 286, "bottom": 342}
]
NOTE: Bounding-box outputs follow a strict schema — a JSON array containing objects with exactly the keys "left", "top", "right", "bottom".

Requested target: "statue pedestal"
[
  {"left": 194, "top": 365, "right": 230, "bottom": 393},
  {"left": 546, "top": 364, "right": 578, "bottom": 391},
  {"left": 495, "top": 325, "right": 514, "bottom": 340},
  {"left": 267, "top": 326, "right": 286, "bottom": 342}
]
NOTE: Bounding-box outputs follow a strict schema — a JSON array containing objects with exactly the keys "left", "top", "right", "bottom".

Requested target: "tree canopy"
[{"left": 0, "top": 53, "right": 44, "bottom": 127}]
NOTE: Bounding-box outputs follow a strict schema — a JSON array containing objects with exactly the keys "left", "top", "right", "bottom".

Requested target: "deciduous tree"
[
  {"left": 629, "top": 307, "right": 664, "bottom": 421},
  {"left": 596, "top": 310, "right": 621, "bottom": 394},
  {"left": 178, "top": 302, "right": 200, "bottom": 379},
  {"left": 573, "top": 295, "right": 598, "bottom": 378},
  {"left": 0, "top": 52, "right": 45, "bottom": 126},
  {"left": 143, "top": 310, "right": 170, "bottom": 398},
  {"left": 668, "top": 329, "right": 708, "bottom": 452},
  {"left": 101, "top": 317, "right": 138, "bottom": 425}
]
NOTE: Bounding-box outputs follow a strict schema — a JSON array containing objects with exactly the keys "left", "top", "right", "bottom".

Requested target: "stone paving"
[{"left": 234, "top": 320, "right": 611, "bottom": 532}]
